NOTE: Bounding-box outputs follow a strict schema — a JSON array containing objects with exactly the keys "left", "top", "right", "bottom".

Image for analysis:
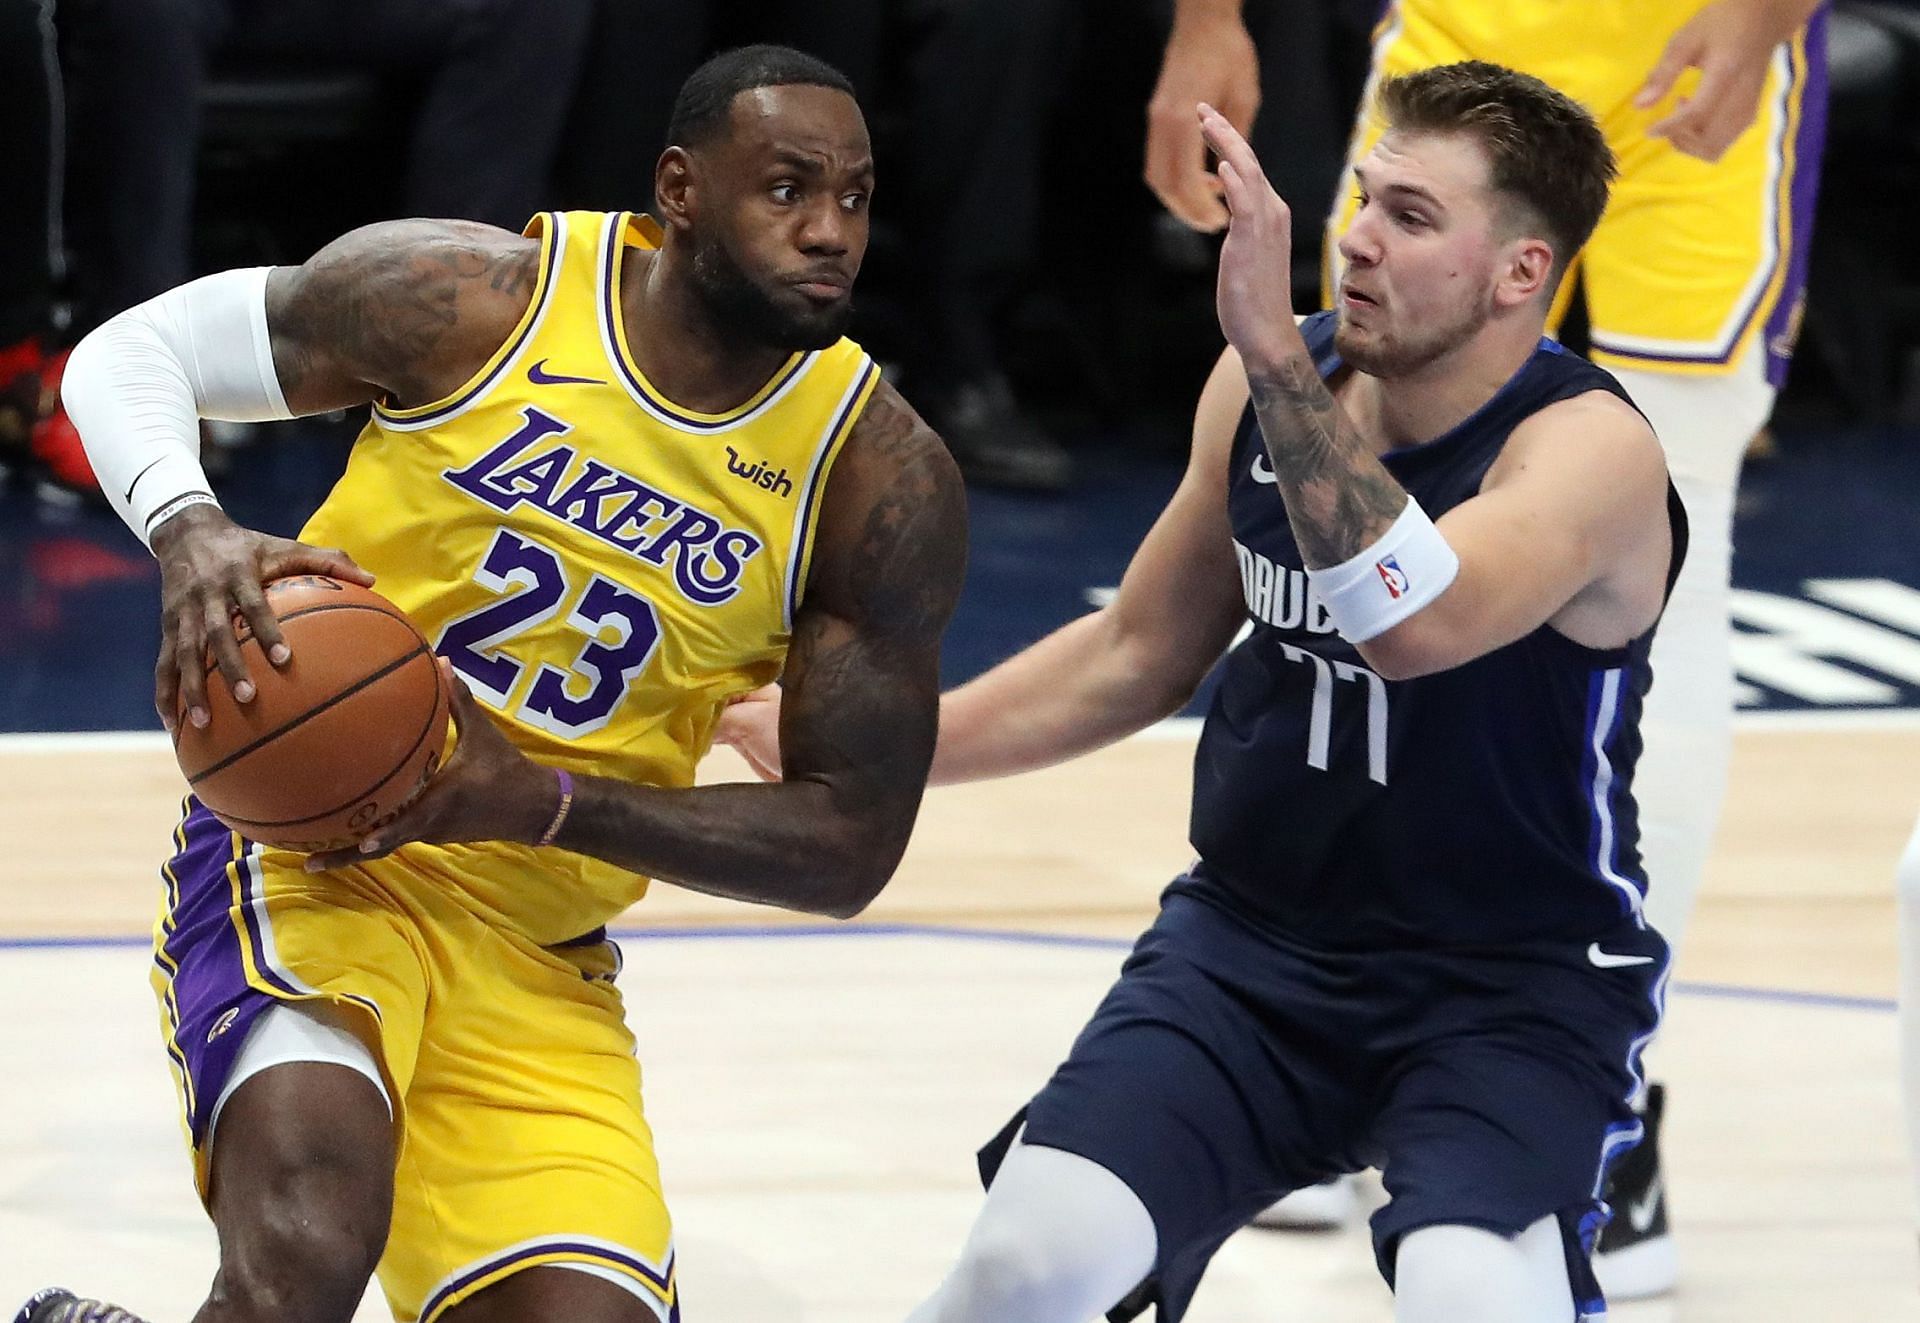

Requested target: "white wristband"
[
  {"left": 1305, "top": 497, "right": 1460, "bottom": 643},
  {"left": 61, "top": 266, "right": 291, "bottom": 551}
]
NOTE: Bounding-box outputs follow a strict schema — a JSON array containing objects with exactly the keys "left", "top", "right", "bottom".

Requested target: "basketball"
[{"left": 173, "top": 575, "right": 451, "bottom": 852}]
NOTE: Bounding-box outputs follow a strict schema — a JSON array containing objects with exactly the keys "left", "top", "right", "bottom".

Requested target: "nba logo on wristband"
[
  {"left": 1310, "top": 500, "right": 1456, "bottom": 642},
  {"left": 1376, "top": 556, "right": 1409, "bottom": 600}
]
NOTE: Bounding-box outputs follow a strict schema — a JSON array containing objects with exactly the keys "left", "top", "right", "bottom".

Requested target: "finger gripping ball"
[{"left": 174, "top": 575, "right": 451, "bottom": 851}]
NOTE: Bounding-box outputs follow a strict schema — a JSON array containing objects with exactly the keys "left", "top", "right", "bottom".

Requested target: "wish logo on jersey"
[
  {"left": 724, "top": 446, "right": 794, "bottom": 499},
  {"left": 444, "top": 405, "right": 763, "bottom": 606}
]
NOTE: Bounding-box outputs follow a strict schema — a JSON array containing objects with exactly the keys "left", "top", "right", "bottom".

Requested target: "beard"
[
  {"left": 689, "top": 230, "right": 852, "bottom": 352},
  {"left": 1333, "top": 294, "right": 1491, "bottom": 379}
]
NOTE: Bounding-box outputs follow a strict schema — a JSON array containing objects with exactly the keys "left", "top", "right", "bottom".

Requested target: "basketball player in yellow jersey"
[{"left": 31, "top": 45, "right": 964, "bottom": 1323}]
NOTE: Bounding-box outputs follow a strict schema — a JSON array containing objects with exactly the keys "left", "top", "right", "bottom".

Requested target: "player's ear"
[
  {"left": 1497, "top": 234, "right": 1555, "bottom": 310},
  {"left": 654, "top": 147, "right": 697, "bottom": 234}
]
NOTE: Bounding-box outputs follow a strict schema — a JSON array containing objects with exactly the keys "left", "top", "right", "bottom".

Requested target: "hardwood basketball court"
[{"left": 2, "top": 717, "right": 1913, "bottom": 1321}]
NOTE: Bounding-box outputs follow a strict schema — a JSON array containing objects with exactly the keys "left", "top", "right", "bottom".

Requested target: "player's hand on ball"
[
  {"left": 713, "top": 683, "right": 786, "bottom": 782},
  {"left": 149, "top": 502, "right": 374, "bottom": 734},
  {"left": 303, "top": 659, "right": 553, "bottom": 871}
]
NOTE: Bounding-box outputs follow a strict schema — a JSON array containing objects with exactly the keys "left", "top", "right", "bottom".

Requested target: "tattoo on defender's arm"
[{"left": 1246, "top": 353, "right": 1408, "bottom": 568}]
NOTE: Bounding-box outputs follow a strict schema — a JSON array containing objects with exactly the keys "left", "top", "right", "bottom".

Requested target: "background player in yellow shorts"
[
  {"left": 1144, "top": 0, "right": 1826, "bottom": 1295},
  {"left": 18, "top": 44, "right": 965, "bottom": 1323}
]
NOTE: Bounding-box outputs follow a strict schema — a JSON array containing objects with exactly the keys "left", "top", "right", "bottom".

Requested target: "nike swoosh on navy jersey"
[
  {"left": 1586, "top": 942, "right": 1655, "bottom": 968},
  {"left": 1251, "top": 452, "right": 1277, "bottom": 485},
  {"left": 527, "top": 358, "right": 607, "bottom": 387}
]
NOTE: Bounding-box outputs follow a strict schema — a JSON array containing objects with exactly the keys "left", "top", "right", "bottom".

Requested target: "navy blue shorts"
[{"left": 978, "top": 879, "right": 1667, "bottom": 1322}]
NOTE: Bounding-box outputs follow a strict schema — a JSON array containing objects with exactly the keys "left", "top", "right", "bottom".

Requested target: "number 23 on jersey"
[{"left": 437, "top": 527, "right": 661, "bottom": 739}]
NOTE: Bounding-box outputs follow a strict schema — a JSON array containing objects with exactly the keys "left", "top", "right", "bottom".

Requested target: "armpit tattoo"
[{"left": 1246, "top": 353, "right": 1408, "bottom": 568}]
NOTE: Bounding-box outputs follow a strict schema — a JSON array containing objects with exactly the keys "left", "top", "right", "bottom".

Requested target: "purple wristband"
[{"left": 536, "top": 768, "right": 575, "bottom": 847}]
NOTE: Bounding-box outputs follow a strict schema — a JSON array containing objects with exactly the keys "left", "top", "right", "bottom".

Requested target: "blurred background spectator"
[
  {"left": 6, "top": 0, "right": 599, "bottom": 504},
  {"left": 1145, "top": 0, "right": 1377, "bottom": 294},
  {"left": 56, "top": 0, "right": 596, "bottom": 323},
  {"left": 0, "top": 0, "right": 90, "bottom": 500},
  {"left": 4, "top": 0, "right": 1919, "bottom": 506}
]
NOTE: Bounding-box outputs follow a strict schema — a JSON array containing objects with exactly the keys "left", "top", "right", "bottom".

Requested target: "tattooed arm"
[
  {"left": 1242, "top": 351, "right": 1670, "bottom": 677},
  {"left": 63, "top": 219, "right": 538, "bottom": 731},
  {"left": 564, "top": 382, "right": 964, "bottom": 914},
  {"left": 313, "top": 382, "right": 970, "bottom": 918},
  {"left": 1243, "top": 352, "right": 1408, "bottom": 569},
  {"left": 266, "top": 218, "right": 541, "bottom": 413}
]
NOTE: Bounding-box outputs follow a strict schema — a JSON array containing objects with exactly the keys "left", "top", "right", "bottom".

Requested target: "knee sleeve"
[
  {"left": 1609, "top": 353, "right": 1774, "bottom": 958},
  {"left": 1393, "top": 1216, "right": 1574, "bottom": 1323},
  {"left": 906, "top": 1140, "right": 1158, "bottom": 1323}
]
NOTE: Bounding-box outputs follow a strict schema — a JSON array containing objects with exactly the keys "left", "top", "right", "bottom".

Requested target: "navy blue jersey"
[{"left": 1184, "top": 311, "right": 1686, "bottom": 950}]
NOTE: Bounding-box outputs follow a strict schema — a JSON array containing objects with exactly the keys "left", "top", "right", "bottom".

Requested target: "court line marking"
[
  {"left": 0, "top": 921, "right": 1894, "bottom": 1014},
  {"left": 6, "top": 704, "right": 1920, "bottom": 755}
]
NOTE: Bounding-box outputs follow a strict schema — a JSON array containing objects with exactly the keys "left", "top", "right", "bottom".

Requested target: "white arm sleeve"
[{"left": 61, "top": 266, "right": 294, "bottom": 550}]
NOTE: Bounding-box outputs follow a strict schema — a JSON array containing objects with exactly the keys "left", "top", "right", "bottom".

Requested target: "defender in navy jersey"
[
  {"left": 720, "top": 62, "right": 1680, "bottom": 1323},
  {"left": 1191, "top": 306, "right": 1682, "bottom": 952}
]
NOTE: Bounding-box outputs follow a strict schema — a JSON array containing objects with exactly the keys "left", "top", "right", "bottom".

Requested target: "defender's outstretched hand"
[
  {"left": 1198, "top": 103, "right": 1297, "bottom": 372},
  {"left": 713, "top": 683, "right": 786, "bottom": 782},
  {"left": 151, "top": 503, "right": 374, "bottom": 734},
  {"left": 303, "top": 659, "right": 553, "bottom": 871}
]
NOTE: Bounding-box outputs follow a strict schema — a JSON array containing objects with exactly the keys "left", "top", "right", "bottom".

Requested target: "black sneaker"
[
  {"left": 928, "top": 374, "right": 1073, "bottom": 494},
  {"left": 12, "top": 1289, "right": 150, "bottom": 1323},
  {"left": 1594, "top": 1082, "right": 1677, "bottom": 1299}
]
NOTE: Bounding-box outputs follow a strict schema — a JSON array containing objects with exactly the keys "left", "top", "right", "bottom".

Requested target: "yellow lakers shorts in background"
[
  {"left": 1326, "top": 0, "right": 1827, "bottom": 387},
  {"left": 151, "top": 799, "right": 679, "bottom": 1323}
]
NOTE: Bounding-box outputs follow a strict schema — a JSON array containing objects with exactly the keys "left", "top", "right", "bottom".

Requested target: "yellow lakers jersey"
[{"left": 294, "top": 209, "right": 879, "bottom": 943}]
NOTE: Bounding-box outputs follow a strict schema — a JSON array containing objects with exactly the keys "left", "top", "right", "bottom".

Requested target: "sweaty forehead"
[{"left": 723, "top": 85, "right": 871, "bottom": 167}]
